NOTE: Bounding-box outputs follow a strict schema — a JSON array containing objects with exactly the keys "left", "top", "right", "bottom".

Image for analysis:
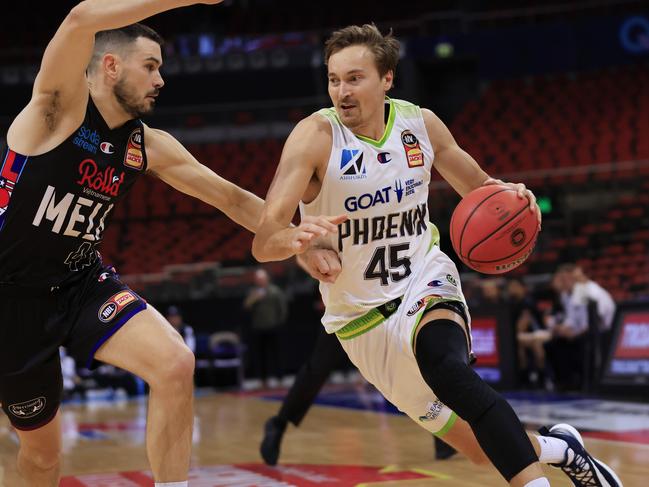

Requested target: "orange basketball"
[{"left": 450, "top": 185, "right": 539, "bottom": 274}]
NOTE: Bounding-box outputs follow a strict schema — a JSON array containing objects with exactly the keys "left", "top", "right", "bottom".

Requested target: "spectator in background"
[
  {"left": 569, "top": 265, "right": 617, "bottom": 381},
  {"left": 571, "top": 266, "right": 616, "bottom": 333},
  {"left": 244, "top": 268, "right": 288, "bottom": 388},
  {"left": 481, "top": 279, "right": 503, "bottom": 306},
  {"left": 506, "top": 279, "right": 552, "bottom": 390},
  {"left": 544, "top": 264, "right": 589, "bottom": 390},
  {"left": 166, "top": 306, "right": 196, "bottom": 354}
]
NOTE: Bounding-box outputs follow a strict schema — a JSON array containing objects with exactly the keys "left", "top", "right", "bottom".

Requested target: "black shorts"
[{"left": 0, "top": 264, "right": 146, "bottom": 430}]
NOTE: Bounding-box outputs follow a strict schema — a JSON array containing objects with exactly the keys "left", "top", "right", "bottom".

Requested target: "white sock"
[
  {"left": 535, "top": 434, "right": 569, "bottom": 464},
  {"left": 524, "top": 478, "right": 551, "bottom": 487},
  {"left": 154, "top": 483, "right": 188, "bottom": 487}
]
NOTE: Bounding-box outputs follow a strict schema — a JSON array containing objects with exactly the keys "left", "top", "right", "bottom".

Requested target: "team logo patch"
[
  {"left": 385, "top": 301, "right": 398, "bottom": 313},
  {"left": 418, "top": 400, "right": 445, "bottom": 422},
  {"left": 446, "top": 274, "right": 457, "bottom": 286},
  {"left": 0, "top": 150, "right": 28, "bottom": 231},
  {"left": 339, "top": 148, "right": 366, "bottom": 180},
  {"left": 401, "top": 130, "right": 424, "bottom": 168},
  {"left": 124, "top": 128, "right": 144, "bottom": 170},
  {"left": 9, "top": 397, "right": 46, "bottom": 419},
  {"left": 98, "top": 291, "right": 137, "bottom": 323}
]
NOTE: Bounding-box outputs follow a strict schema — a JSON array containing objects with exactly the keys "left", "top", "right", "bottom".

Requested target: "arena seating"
[{"left": 100, "top": 65, "right": 649, "bottom": 301}]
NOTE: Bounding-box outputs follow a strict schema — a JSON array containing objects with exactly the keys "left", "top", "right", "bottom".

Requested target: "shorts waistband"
[{"left": 336, "top": 296, "right": 402, "bottom": 340}]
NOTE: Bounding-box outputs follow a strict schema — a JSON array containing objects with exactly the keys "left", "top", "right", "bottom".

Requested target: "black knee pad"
[
  {"left": 471, "top": 396, "right": 538, "bottom": 481},
  {"left": 416, "top": 320, "right": 537, "bottom": 481},
  {"left": 415, "top": 319, "right": 497, "bottom": 422}
]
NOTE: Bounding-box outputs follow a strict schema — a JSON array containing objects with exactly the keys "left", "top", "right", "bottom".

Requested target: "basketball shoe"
[{"left": 540, "top": 423, "right": 623, "bottom": 487}]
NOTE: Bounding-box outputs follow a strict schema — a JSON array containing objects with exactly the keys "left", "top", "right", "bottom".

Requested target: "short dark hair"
[
  {"left": 89, "top": 23, "right": 164, "bottom": 72},
  {"left": 324, "top": 23, "right": 400, "bottom": 77}
]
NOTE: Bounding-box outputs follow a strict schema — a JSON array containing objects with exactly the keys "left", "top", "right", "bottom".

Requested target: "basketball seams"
[
  {"left": 457, "top": 187, "right": 515, "bottom": 258},
  {"left": 465, "top": 203, "right": 530, "bottom": 262},
  {"left": 468, "top": 229, "right": 537, "bottom": 264}
]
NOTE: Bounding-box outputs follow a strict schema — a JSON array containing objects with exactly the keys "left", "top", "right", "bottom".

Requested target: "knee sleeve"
[
  {"left": 416, "top": 320, "right": 537, "bottom": 481},
  {"left": 471, "top": 397, "right": 538, "bottom": 481},
  {"left": 415, "top": 319, "right": 496, "bottom": 422}
]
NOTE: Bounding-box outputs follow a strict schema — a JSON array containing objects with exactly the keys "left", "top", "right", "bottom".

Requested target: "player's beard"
[{"left": 114, "top": 78, "right": 155, "bottom": 118}]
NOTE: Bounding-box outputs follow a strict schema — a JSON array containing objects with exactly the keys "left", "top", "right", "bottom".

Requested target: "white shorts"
[{"left": 336, "top": 245, "right": 470, "bottom": 435}]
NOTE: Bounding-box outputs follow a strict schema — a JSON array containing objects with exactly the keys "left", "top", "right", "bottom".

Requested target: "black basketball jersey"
[{"left": 0, "top": 97, "right": 146, "bottom": 288}]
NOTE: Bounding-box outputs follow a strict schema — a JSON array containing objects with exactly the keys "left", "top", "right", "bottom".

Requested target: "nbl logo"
[
  {"left": 99, "top": 302, "right": 118, "bottom": 322},
  {"left": 97, "top": 291, "right": 137, "bottom": 323}
]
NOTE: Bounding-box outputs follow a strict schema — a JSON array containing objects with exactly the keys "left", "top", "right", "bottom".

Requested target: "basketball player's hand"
[
  {"left": 297, "top": 248, "right": 342, "bottom": 283},
  {"left": 290, "top": 215, "right": 348, "bottom": 254},
  {"left": 482, "top": 177, "right": 542, "bottom": 230}
]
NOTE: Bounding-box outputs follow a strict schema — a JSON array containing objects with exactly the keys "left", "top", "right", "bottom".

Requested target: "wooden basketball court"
[{"left": 0, "top": 389, "right": 646, "bottom": 486}]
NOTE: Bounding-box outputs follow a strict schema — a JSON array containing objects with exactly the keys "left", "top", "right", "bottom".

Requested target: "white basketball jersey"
[{"left": 300, "top": 98, "right": 436, "bottom": 333}]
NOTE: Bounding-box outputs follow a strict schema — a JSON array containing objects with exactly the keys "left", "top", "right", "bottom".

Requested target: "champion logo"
[
  {"left": 100, "top": 142, "right": 114, "bottom": 154},
  {"left": 377, "top": 152, "right": 392, "bottom": 164}
]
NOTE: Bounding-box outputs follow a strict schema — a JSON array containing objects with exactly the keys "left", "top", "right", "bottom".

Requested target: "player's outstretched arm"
[
  {"left": 421, "top": 108, "right": 489, "bottom": 197},
  {"left": 144, "top": 127, "right": 265, "bottom": 233},
  {"left": 252, "top": 115, "right": 346, "bottom": 262},
  {"left": 8, "top": 0, "right": 224, "bottom": 153},
  {"left": 145, "top": 126, "right": 344, "bottom": 280},
  {"left": 35, "top": 1, "right": 223, "bottom": 98}
]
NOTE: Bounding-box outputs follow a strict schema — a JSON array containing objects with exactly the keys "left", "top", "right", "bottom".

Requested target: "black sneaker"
[
  {"left": 540, "top": 423, "right": 623, "bottom": 487},
  {"left": 260, "top": 416, "right": 287, "bottom": 466}
]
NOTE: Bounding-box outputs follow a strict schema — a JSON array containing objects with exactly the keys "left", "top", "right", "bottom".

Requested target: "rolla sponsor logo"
[
  {"left": 77, "top": 159, "right": 124, "bottom": 197},
  {"left": 9, "top": 397, "right": 46, "bottom": 419}
]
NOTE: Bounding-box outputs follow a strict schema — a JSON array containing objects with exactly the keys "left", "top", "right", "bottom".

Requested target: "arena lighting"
[
  {"left": 435, "top": 41, "right": 454, "bottom": 58},
  {"left": 537, "top": 196, "right": 553, "bottom": 214},
  {"left": 619, "top": 15, "right": 649, "bottom": 54}
]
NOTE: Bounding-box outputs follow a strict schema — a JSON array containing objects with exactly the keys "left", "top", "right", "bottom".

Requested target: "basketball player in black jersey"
[{"left": 0, "top": 1, "right": 333, "bottom": 486}]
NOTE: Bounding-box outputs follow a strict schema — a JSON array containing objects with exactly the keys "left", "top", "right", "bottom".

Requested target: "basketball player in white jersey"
[{"left": 252, "top": 24, "right": 622, "bottom": 487}]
